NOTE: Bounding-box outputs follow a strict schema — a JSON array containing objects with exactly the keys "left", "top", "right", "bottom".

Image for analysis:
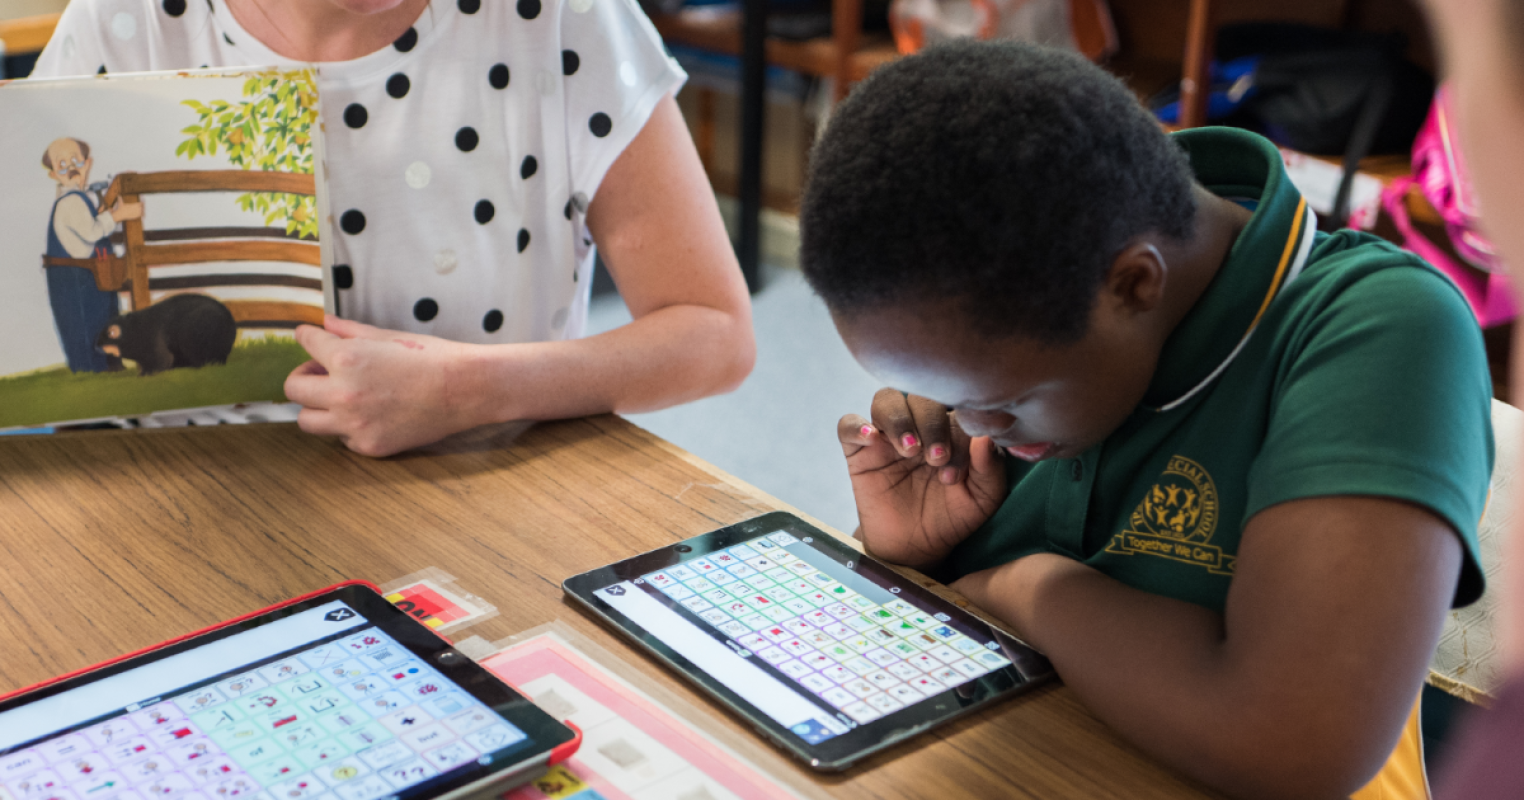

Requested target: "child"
[
  {"left": 32, "top": 0, "right": 754, "bottom": 456},
  {"left": 802, "top": 41, "right": 1491, "bottom": 798}
]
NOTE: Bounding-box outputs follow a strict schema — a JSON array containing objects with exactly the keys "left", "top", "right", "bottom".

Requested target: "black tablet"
[
  {"left": 0, "top": 582, "right": 577, "bottom": 800},
  {"left": 563, "top": 512, "right": 1054, "bottom": 771}
]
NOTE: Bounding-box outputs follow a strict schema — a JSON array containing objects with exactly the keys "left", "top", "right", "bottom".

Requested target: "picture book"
[{"left": 0, "top": 68, "right": 331, "bottom": 429}]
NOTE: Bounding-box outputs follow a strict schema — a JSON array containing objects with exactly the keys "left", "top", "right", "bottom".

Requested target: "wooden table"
[{"left": 0, "top": 417, "right": 1221, "bottom": 799}]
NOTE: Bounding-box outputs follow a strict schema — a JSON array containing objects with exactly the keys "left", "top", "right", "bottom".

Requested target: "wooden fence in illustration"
[{"left": 42, "top": 170, "right": 324, "bottom": 328}]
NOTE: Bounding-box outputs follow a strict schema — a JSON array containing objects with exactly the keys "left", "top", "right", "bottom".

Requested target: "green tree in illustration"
[{"left": 176, "top": 68, "right": 319, "bottom": 240}]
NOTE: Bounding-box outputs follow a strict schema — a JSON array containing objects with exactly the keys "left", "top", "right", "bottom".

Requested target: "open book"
[{"left": 0, "top": 67, "right": 331, "bottom": 429}]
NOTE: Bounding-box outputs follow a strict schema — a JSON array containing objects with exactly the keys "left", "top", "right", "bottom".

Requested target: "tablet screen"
[
  {"left": 566, "top": 513, "right": 1053, "bottom": 769},
  {"left": 0, "top": 598, "right": 529, "bottom": 800}
]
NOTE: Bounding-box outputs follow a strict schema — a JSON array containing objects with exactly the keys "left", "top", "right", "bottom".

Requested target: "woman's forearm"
[{"left": 460, "top": 301, "right": 755, "bottom": 425}]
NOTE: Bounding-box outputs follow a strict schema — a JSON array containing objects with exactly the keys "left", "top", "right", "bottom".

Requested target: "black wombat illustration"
[{"left": 95, "top": 294, "right": 237, "bottom": 376}]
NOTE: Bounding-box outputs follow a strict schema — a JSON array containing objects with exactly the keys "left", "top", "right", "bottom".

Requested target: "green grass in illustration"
[{"left": 0, "top": 335, "right": 310, "bottom": 428}]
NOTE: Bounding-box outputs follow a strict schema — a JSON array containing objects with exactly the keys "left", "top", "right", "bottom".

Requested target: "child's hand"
[
  {"left": 839, "top": 388, "right": 1007, "bottom": 568},
  {"left": 285, "top": 316, "right": 489, "bottom": 457}
]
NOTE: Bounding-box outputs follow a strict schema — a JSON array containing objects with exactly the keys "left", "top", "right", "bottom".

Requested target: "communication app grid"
[
  {"left": 0, "top": 629, "right": 526, "bottom": 800},
  {"left": 638, "top": 532, "right": 1012, "bottom": 731}
]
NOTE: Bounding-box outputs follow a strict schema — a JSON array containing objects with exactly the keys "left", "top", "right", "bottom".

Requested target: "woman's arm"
[
  {"left": 953, "top": 496, "right": 1461, "bottom": 800},
  {"left": 286, "top": 94, "right": 755, "bottom": 456}
]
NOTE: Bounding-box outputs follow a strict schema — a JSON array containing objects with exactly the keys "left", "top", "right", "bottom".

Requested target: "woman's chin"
[{"left": 327, "top": 0, "right": 412, "bottom": 15}]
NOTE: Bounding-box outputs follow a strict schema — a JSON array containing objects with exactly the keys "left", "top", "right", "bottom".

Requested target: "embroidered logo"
[{"left": 1104, "top": 455, "right": 1235, "bottom": 574}]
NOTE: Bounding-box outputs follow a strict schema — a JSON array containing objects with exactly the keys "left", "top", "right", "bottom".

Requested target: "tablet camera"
[
  {"left": 437, "top": 651, "right": 461, "bottom": 665},
  {"left": 674, "top": 544, "right": 692, "bottom": 553}
]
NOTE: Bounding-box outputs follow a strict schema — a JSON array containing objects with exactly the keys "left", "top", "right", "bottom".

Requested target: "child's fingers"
[
  {"left": 965, "top": 435, "right": 1006, "bottom": 499},
  {"left": 837, "top": 414, "right": 878, "bottom": 456},
  {"left": 968, "top": 433, "right": 999, "bottom": 475},
  {"left": 869, "top": 388, "right": 924, "bottom": 458},
  {"left": 908, "top": 396, "right": 955, "bottom": 467}
]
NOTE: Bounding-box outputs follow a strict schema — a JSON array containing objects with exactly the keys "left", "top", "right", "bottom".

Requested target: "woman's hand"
[
  {"left": 839, "top": 388, "right": 1007, "bottom": 568},
  {"left": 285, "top": 315, "right": 493, "bottom": 457}
]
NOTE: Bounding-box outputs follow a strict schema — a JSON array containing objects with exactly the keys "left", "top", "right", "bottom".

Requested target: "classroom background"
[
  {"left": 2, "top": 0, "right": 1517, "bottom": 786},
  {"left": 3, "top": 0, "right": 1504, "bottom": 537}
]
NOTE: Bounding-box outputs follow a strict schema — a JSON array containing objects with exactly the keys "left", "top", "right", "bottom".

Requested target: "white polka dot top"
[{"left": 33, "top": 0, "right": 686, "bottom": 344}]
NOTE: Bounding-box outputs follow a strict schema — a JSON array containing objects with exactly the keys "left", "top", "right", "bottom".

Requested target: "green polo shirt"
[{"left": 943, "top": 127, "right": 1491, "bottom": 613}]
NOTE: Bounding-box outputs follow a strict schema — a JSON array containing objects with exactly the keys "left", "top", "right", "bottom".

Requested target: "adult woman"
[{"left": 34, "top": 0, "right": 754, "bottom": 455}]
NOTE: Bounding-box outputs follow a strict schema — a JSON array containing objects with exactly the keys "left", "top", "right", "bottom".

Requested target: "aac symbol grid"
[
  {"left": 642, "top": 533, "right": 1011, "bottom": 725},
  {"left": 0, "top": 627, "right": 519, "bottom": 800}
]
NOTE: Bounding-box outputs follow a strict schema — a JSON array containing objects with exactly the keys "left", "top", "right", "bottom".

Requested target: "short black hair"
[{"left": 800, "top": 40, "right": 1198, "bottom": 344}]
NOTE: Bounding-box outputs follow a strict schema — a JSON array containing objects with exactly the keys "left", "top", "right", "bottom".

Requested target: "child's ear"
[{"left": 1102, "top": 242, "right": 1167, "bottom": 315}]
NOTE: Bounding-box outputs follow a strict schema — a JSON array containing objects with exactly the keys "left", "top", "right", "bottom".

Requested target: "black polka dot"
[
  {"left": 517, "top": 0, "right": 541, "bottom": 18},
  {"left": 205, "top": 0, "right": 212, "bottom": 11},
  {"left": 520, "top": 156, "right": 538, "bottom": 179},
  {"left": 223, "top": 32, "right": 235, "bottom": 46},
  {"left": 394, "top": 27, "right": 417, "bottom": 52},
  {"left": 340, "top": 210, "right": 366, "bottom": 235},
  {"left": 589, "top": 113, "right": 612, "bottom": 137},
  {"left": 386, "top": 73, "right": 410, "bottom": 98},
  {"left": 562, "top": 50, "right": 580, "bottom": 76},
  {"left": 343, "top": 103, "right": 367, "bottom": 128},
  {"left": 474, "top": 200, "right": 495, "bottom": 224},
  {"left": 162, "top": 0, "right": 186, "bottom": 16},
  {"left": 564, "top": 199, "right": 573, "bottom": 220},
  {"left": 97, "top": 64, "right": 108, "bottom": 75},
  {"left": 455, "top": 127, "right": 479, "bottom": 152},
  {"left": 489, "top": 63, "right": 510, "bottom": 89},
  {"left": 413, "top": 299, "right": 438, "bottom": 322},
  {"left": 459, "top": 0, "right": 481, "bottom": 12},
  {"left": 483, "top": 310, "right": 504, "bottom": 333},
  {"left": 333, "top": 265, "right": 354, "bottom": 289},
  {"left": 517, "top": 229, "right": 531, "bottom": 253}
]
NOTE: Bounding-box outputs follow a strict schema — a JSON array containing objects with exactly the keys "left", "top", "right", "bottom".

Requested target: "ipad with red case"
[{"left": 0, "top": 582, "right": 579, "bottom": 800}]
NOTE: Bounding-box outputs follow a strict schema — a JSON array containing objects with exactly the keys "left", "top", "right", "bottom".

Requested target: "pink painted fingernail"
[
  {"left": 930, "top": 445, "right": 946, "bottom": 459},
  {"left": 902, "top": 433, "right": 919, "bottom": 448},
  {"left": 860, "top": 425, "right": 874, "bottom": 437}
]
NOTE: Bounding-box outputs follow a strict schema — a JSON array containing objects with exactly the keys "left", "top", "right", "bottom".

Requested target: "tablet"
[
  {"left": 563, "top": 512, "right": 1054, "bottom": 771},
  {"left": 0, "top": 582, "right": 578, "bottom": 800}
]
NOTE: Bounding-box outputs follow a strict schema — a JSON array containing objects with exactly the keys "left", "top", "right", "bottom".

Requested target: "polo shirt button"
[{"left": 1070, "top": 460, "right": 1084, "bottom": 481}]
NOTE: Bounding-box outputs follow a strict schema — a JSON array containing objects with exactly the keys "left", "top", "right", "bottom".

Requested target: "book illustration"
[
  {"left": 96, "top": 293, "right": 237, "bottom": 376},
  {"left": 0, "top": 68, "right": 330, "bottom": 428}
]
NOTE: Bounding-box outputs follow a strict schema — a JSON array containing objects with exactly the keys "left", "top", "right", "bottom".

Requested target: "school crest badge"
[{"left": 1105, "top": 455, "right": 1235, "bottom": 574}]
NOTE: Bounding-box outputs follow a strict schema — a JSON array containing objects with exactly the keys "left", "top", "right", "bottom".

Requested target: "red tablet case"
[{"left": 0, "top": 579, "right": 583, "bottom": 765}]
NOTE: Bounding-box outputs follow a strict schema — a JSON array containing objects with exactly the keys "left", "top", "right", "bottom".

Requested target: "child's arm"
[
  {"left": 284, "top": 96, "right": 755, "bottom": 457},
  {"left": 954, "top": 495, "right": 1460, "bottom": 800},
  {"left": 836, "top": 389, "right": 1007, "bottom": 568}
]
